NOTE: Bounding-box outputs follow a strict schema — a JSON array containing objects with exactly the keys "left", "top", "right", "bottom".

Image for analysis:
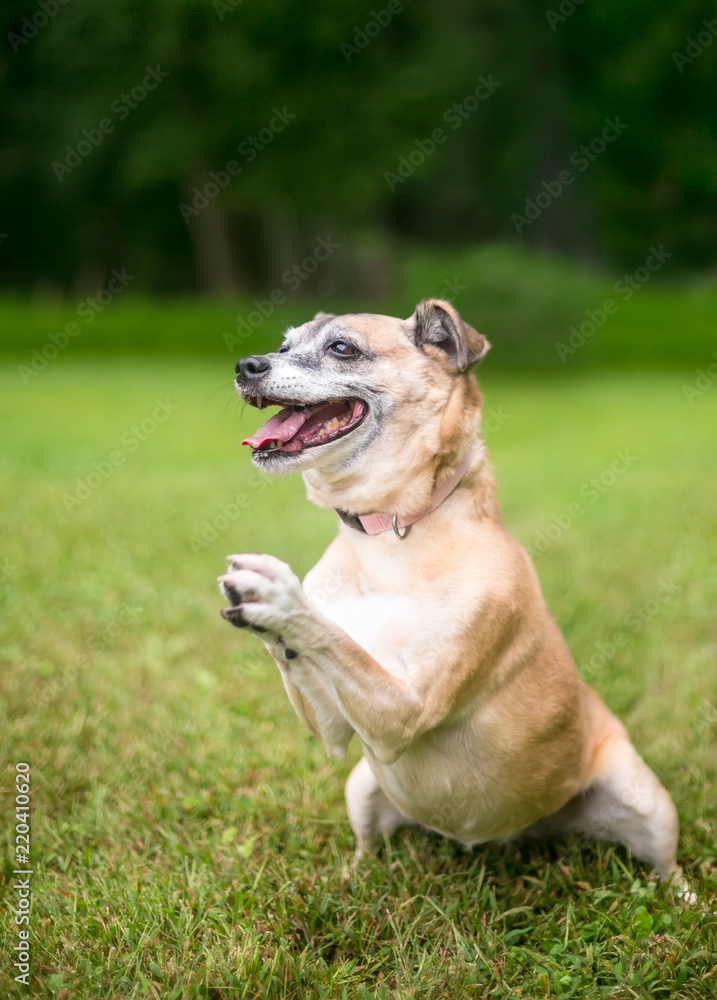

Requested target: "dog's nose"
[{"left": 236, "top": 355, "right": 271, "bottom": 380}]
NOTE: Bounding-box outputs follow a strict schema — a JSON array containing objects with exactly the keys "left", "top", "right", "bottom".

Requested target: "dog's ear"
[
  {"left": 409, "top": 299, "right": 490, "bottom": 371},
  {"left": 312, "top": 311, "right": 336, "bottom": 322}
]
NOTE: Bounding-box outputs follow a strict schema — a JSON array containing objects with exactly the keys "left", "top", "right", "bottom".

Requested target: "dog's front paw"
[{"left": 218, "top": 553, "right": 309, "bottom": 638}]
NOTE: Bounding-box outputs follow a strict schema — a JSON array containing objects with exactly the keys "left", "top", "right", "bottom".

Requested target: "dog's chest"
[{"left": 306, "top": 573, "right": 460, "bottom": 678}]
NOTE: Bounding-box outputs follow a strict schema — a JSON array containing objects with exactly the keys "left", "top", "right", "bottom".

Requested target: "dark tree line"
[{"left": 1, "top": 0, "right": 716, "bottom": 297}]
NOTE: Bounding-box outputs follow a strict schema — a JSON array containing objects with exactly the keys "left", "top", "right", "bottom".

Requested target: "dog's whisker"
[
  {"left": 205, "top": 381, "right": 239, "bottom": 404},
  {"left": 210, "top": 387, "right": 247, "bottom": 426}
]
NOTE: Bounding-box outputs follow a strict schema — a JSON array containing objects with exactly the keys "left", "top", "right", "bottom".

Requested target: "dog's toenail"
[{"left": 220, "top": 607, "right": 249, "bottom": 628}]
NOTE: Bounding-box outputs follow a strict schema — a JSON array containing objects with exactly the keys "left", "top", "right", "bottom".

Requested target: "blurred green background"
[{"left": 1, "top": 0, "right": 716, "bottom": 363}]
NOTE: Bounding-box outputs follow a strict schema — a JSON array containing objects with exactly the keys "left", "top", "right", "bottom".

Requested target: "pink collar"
[{"left": 338, "top": 448, "right": 475, "bottom": 538}]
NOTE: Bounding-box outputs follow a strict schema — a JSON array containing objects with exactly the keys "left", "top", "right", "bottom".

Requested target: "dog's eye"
[
  {"left": 329, "top": 341, "right": 359, "bottom": 358},
  {"left": 278, "top": 345, "right": 290, "bottom": 354}
]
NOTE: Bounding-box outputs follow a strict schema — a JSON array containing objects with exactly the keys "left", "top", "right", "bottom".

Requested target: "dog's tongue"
[{"left": 242, "top": 406, "right": 309, "bottom": 449}]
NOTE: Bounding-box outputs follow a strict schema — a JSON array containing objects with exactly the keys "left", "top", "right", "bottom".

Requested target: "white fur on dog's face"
[{"left": 235, "top": 300, "right": 490, "bottom": 515}]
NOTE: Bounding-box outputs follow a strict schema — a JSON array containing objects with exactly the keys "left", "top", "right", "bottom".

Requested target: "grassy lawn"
[{"left": 0, "top": 358, "right": 715, "bottom": 998}]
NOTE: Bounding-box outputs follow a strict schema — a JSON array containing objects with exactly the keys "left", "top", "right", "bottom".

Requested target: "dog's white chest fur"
[
  {"left": 304, "top": 548, "right": 463, "bottom": 682},
  {"left": 312, "top": 589, "right": 420, "bottom": 678}
]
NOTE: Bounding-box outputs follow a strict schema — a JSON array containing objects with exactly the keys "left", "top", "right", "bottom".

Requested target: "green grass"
[{"left": 0, "top": 358, "right": 715, "bottom": 999}]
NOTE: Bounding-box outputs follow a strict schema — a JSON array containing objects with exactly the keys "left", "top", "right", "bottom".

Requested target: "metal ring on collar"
[{"left": 392, "top": 515, "right": 411, "bottom": 539}]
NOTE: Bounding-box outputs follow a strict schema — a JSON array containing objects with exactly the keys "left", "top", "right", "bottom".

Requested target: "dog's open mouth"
[{"left": 242, "top": 397, "right": 367, "bottom": 455}]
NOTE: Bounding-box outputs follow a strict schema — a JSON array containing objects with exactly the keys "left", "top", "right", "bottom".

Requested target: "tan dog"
[{"left": 219, "top": 299, "right": 686, "bottom": 890}]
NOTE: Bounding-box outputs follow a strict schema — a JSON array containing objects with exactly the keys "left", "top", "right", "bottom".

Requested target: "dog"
[{"left": 218, "top": 298, "right": 686, "bottom": 891}]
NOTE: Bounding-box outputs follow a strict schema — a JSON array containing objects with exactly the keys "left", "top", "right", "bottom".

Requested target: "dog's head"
[{"left": 235, "top": 300, "right": 490, "bottom": 513}]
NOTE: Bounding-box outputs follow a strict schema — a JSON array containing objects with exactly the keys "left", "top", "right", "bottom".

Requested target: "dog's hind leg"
[
  {"left": 345, "top": 756, "right": 415, "bottom": 851},
  {"left": 526, "top": 730, "right": 690, "bottom": 897}
]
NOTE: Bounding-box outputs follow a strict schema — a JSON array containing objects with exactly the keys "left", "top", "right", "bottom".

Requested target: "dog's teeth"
[{"left": 257, "top": 396, "right": 263, "bottom": 408}]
